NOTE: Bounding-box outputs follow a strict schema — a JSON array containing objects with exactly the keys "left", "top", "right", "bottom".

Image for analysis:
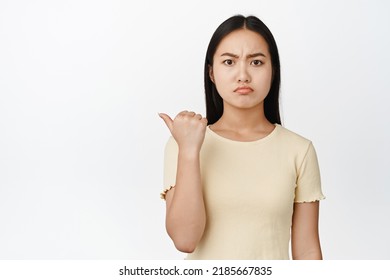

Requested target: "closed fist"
[{"left": 159, "top": 111, "right": 208, "bottom": 154}]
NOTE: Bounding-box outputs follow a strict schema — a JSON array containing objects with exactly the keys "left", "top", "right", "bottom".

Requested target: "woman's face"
[{"left": 210, "top": 29, "right": 273, "bottom": 111}]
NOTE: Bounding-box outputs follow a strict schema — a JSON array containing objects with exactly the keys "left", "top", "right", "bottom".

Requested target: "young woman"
[{"left": 159, "top": 15, "right": 325, "bottom": 260}]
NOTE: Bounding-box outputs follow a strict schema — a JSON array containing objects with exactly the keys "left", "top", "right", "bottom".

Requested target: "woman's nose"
[{"left": 237, "top": 64, "right": 250, "bottom": 83}]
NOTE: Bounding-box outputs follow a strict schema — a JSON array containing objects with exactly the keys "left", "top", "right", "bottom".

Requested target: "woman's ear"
[{"left": 208, "top": 65, "right": 215, "bottom": 83}]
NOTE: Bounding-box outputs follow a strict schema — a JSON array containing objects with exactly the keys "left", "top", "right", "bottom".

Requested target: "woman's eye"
[
  {"left": 251, "top": 60, "right": 263, "bottom": 66},
  {"left": 223, "top": 59, "right": 234, "bottom": 66}
]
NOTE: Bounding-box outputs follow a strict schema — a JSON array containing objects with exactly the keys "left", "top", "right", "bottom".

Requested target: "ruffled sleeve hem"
[{"left": 294, "top": 195, "right": 326, "bottom": 203}]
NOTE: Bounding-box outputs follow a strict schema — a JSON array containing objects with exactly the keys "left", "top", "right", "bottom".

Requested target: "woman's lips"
[{"left": 234, "top": 86, "right": 253, "bottom": 94}]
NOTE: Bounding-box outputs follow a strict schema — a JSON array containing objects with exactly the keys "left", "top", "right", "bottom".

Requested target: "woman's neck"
[
  {"left": 213, "top": 102, "right": 273, "bottom": 132},
  {"left": 209, "top": 102, "right": 275, "bottom": 141}
]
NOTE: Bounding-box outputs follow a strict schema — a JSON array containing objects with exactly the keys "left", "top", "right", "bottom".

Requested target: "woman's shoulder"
[{"left": 275, "top": 124, "right": 313, "bottom": 149}]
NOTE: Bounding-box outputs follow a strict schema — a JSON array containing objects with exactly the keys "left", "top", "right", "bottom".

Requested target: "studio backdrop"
[{"left": 0, "top": 0, "right": 389, "bottom": 259}]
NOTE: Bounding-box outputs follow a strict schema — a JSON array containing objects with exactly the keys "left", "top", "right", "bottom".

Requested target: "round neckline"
[{"left": 206, "top": 124, "right": 280, "bottom": 144}]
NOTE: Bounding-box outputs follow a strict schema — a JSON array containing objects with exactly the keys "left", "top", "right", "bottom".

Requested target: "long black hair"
[{"left": 204, "top": 15, "right": 281, "bottom": 125}]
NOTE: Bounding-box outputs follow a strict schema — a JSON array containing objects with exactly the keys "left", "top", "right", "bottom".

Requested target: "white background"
[{"left": 0, "top": 0, "right": 389, "bottom": 260}]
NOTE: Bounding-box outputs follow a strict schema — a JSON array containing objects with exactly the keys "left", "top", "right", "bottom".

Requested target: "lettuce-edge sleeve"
[
  {"left": 294, "top": 142, "right": 326, "bottom": 203},
  {"left": 161, "top": 136, "right": 178, "bottom": 199}
]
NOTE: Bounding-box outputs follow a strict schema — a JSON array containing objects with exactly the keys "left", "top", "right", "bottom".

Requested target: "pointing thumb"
[{"left": 158, "top": 113, "right": 173, "bottom": 132}]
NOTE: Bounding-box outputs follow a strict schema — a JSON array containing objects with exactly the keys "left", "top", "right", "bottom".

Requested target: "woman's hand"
[
  {"left": 159, "top": 111, "right": 208, "bottom": 154},
  {"left": 159, "top": 111, "right": 208, "bottom": 252}
]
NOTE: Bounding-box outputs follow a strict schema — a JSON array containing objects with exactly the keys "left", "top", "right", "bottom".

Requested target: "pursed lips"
[{"left": 234, "top": 86, "right": 254, "bottom": 94}]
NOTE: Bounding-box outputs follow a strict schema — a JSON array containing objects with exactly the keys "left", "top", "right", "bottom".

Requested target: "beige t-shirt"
[{"left": 163, "top": 124, "right": 325, "bottom": 260}]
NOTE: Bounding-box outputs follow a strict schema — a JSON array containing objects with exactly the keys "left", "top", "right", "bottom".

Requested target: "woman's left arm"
[{"left": 291, "top": 201, "right": 323, "bottom": 260}]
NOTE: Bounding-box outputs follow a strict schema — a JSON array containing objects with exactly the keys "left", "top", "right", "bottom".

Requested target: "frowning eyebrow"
[{"left": 220, "top": 52, "right": 266, "bottom": 58}]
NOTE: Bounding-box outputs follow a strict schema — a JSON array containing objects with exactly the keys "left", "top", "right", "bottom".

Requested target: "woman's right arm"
[{"left": 159, "top": 111, "right": 207, "bottom": 253}]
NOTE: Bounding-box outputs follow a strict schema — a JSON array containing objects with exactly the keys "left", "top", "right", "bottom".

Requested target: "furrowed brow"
[
  {"left": 220, "top": 52, "right": 239, "bottom": 58},
  {"left": 220, "top": 52, "right": 266, "bottom": 58},
  {"left": 247, "top": 52, "right": 266, "bottom": 58}
]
